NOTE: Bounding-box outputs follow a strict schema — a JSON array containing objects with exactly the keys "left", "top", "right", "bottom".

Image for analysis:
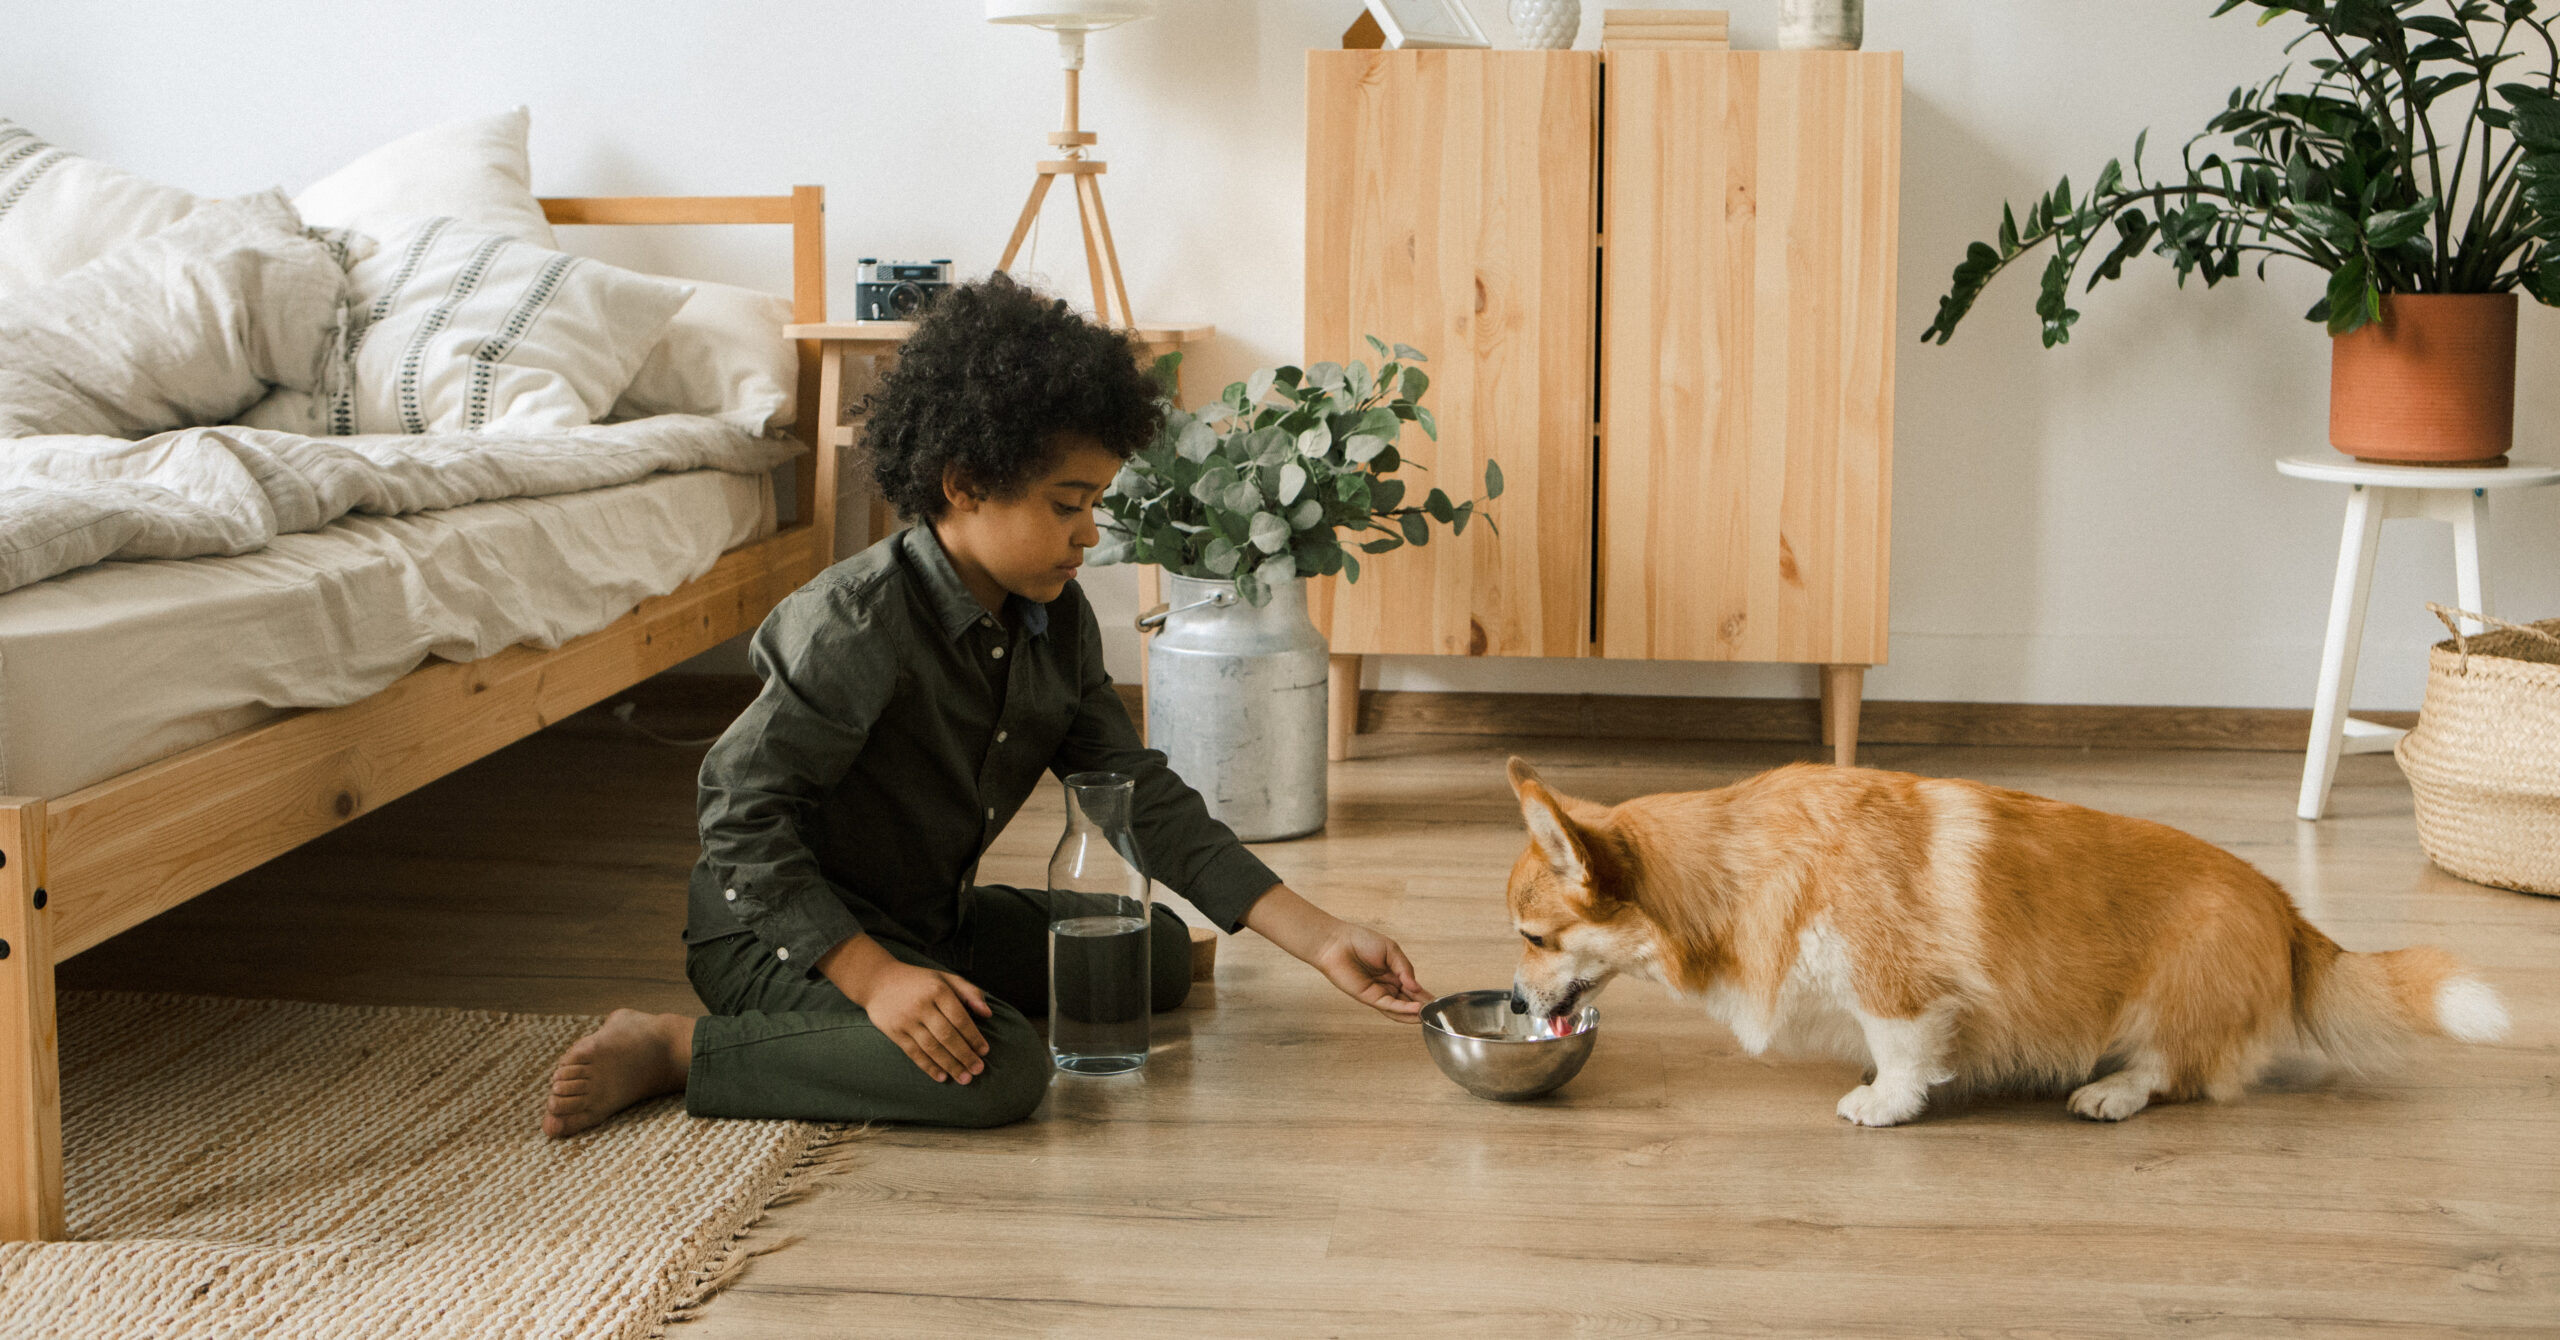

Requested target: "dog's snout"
[{"left": 1508, "top": 988, "right": 1527, "bottom": 1015}]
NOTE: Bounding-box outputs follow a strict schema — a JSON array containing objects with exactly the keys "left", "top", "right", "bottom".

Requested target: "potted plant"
[
  {"left": 1921, "top": 0, "right": 2560, "bottom": 464},
  {"left": 1091, "top": 338, "right": 1501, "bottom": 840}
]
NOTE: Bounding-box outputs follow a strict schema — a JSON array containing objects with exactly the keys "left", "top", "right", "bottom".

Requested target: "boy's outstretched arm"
[{"left": 1243, "top": 883, "right": 1432, "bottom": 1021}]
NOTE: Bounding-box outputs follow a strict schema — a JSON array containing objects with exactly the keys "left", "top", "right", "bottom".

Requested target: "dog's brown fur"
[{"left": 1503, "top": 759, "right": 2509, "bottom": 1125}]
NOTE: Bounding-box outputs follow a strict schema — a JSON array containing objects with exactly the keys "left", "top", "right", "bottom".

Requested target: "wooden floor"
[{"left": 61, "top": 709, "right": 2560, "bottom": 1337}]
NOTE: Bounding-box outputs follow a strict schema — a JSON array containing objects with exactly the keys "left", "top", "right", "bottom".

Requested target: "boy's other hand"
[
  {"left": 821, "top": 935, "right": 994, "bottom": 1083},
  {"left": 865, "top": 963, "right": 995, "bottom": 1084}
]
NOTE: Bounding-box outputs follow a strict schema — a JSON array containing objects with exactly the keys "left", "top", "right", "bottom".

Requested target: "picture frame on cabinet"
[{"left": 1363, "top": 0, "right": 1491, "bottom": 48}]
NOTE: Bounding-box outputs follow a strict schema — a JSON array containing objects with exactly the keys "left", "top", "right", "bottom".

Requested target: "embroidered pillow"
[
  {"left": 337, "top": 216, "right": 691, "bottom": 435},
  {"left": 0, "top": 118, "right": 203, "bottom": 300},
  {"left": 294, "top": 107, "right": 559, "bottom": 251},
  {"left": 0, "top": 189, "right": 348, "bottom": 438},
  {"left": 610, "top": 279, "right": 798, "bottom": 433}
]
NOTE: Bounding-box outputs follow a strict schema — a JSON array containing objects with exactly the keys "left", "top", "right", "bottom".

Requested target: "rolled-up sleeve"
[
  {"left": 1050, "top": 598, "right": 1280, "bottom": 932},
  {"left": 695, "top": 579, "right": 898, "bottom": 972}
]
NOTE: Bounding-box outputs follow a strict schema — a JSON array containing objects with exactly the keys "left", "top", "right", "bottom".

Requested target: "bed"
[{"left": 0, "top": 189, "right": 838, "bottom": 1241}]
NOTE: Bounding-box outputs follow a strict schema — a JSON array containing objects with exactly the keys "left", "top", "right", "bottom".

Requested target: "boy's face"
[{"left": 938, "top": 434, "right": 1121, "bottom": 608}]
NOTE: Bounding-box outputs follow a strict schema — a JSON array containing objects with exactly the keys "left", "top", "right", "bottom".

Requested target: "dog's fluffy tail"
[{"left": 2289, "top": 918, "right": 2508, "bottom": 1069}]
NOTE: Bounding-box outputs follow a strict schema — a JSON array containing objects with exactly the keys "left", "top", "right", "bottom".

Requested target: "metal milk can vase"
[{"left": 1142, "top": 572, "right": 1328, "bottom": 841}]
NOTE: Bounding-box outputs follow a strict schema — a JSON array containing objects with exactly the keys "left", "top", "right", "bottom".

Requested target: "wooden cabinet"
[
  {"left": 1305, "top": 52, "right": 1599, "bottom": 661},
  {"left": 1303, "top": 48, "right": 1902, "bottom": 759}
]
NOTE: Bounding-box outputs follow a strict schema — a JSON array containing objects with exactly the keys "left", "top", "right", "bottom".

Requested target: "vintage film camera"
[{"left": 854, "top": 259, "right": 955, "bottom": 321}]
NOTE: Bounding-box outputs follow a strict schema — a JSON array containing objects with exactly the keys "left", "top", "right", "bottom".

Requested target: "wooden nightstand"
[{"left": 786, "top": 319, "right": 1216, "bottom": 559}]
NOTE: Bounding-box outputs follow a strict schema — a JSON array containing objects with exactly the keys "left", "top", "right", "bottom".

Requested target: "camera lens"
[{"left": 889, "top": 282, "right": 924, "bottom": 316}]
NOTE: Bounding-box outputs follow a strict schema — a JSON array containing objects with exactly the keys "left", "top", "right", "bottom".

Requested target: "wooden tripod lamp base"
[{"left": 989, "top": 8, "right": 1143, "bottom": 329}]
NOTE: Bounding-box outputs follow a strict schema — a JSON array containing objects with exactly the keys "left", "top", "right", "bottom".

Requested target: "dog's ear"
[
  {"left": 1513, "top": 768, "right": 1594, "bottom": 888},
  {"left": 1506, "top": 756, "right": 1545, "bottom": 794}
]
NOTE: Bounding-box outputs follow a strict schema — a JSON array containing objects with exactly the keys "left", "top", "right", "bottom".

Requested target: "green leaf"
[
  {"left": 1307, "top": 361, "right": 1346, "bottom": 388},
  {"left": 1234, "top": 571, "right": 1267, "bottom": 608},
  {"left": 1392, "top": 342, "right": 1427, "bottom": 363},
  {"left": 1344, "top": 433, "right": 1388, "bottom": 464},
  {"left": 1424, "top": 488, "right": 1455, "bottom": 523},
  {"left": 1176, "top": 421, "right": 1218, "bottom": 463},
  {"left": 1296, "top": 425, "right": 1331, "bottom": 458},
  {"left": 1360, "top": 536, "right": 1404, "bottom": 554},
  {"left": 1341, "top": 551, "right": 1362, "bottom": 583},
  {"left": 1277, "top": 462, "right": 1307, "bottom": 505},
  {"left": 1256, "top": 552, "right": 1297, "bottom": 589},
  {"left": 1451, "top": 501, "right": 1473, "bottom": 536},
  {"left": 1249, "top": 511, "right": 1291, "bottom": 554},
  {"left": 1203, "top": 536, "right": 1241, "bottom": 576},
  {"left": 2363, "top": 199, "right": 2435, "bottom": 249},
  {"left": 1416, "top": 405, "right": 1438, "bottom": 440},
  {"left": 1245, "top": 368, "right": 1275, "bottom": 405},
  {"left": 1147, "top": 351, "right": 1183, "bottom": 397},
  {"left": 2292, "top": 201, "right": 2360, "bottom": 245},
  {"left": 1089, "top": 534, "right": 1131, "bottom": 566},
  {"left": 1247, "top": 426, "right": 1292, "bottom": 467},
  {"left": 1222, "top": 480, "right": 1264, "bottom": 516},
  {"left": 2324, "top": 256, "right": 2373, "bottom": 336},
  {"left": 1484, "top": 459, "right": 1504, "bottom": 499},
  {"left": 1365, "top": 334, "right": 1390, "bottom": 359},
  {"left": 1402, "top": 366, "right": 1430, "bottom": 401},
  {"left": 1998, "top": 202, "right": 2021, "bottom": 255},
  {"left": 1399, "top": 512, "right": 1431, "bottom": 547},
  {"left": 1190, "top": 464, "right": 1235, "bottom": 508},
  {"left": 1346, "top": 360, "right": 1375, "bottom": 400},
  {"left": 1290, "top": 498, "right": 1322, "bottom": 529}
]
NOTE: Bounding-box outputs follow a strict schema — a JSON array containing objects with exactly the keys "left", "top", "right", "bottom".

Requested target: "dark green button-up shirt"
[{"left": 685, "top": 523, "right": 1281, "bottom": 973}]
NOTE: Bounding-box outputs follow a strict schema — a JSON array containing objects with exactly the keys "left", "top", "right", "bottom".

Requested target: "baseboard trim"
[
  {"left": 631, "top": 675, "right": 2408, "bottom": 755},
  {"left": 1358, "top": 689, "right": 2416, "bottom": 753}
]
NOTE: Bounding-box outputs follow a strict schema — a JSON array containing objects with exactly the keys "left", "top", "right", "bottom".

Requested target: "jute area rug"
[{"left": 0, "top": 992, "right": 848, "bottom": 1340}]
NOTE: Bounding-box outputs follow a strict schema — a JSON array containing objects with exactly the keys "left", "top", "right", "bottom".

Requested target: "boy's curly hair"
[{"left": 860, "top": 272, "right": 1164, "bottom": 521}]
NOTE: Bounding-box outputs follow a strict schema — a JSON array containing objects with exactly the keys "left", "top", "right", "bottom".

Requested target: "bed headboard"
[{"left": 538, "top": 187, "right": 830, "bottom": 551}]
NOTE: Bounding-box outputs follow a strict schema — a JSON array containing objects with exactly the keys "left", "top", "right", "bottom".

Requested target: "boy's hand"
[
  {"left": 820, "top": 935, "right": 994, "bottom": 1083},
  {"left": 1243, "top": 883, "right": 1433, "bottom": 1022}
]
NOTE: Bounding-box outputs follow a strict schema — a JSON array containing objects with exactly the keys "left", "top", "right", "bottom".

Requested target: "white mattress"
[{"left": 0, "top": 467, "right": 775, "bottom": 798}]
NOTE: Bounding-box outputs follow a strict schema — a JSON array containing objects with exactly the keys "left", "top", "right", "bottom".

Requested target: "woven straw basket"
[{"left": 2394, "top": 603, "right": 2560, "bottom": 896}]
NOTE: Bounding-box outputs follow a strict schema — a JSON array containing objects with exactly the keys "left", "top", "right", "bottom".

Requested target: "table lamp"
[{"left": 986, "top": 0, "right": 1154, "bottom": 329}]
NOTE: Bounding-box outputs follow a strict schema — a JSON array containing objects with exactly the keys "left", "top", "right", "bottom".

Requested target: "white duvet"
[{"left": 0, "top": 414, "right": 798, "bottom": 596}]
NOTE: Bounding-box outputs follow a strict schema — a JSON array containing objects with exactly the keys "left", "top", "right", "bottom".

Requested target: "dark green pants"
[{"left": 685, "top": 885, "right": 1192, "bottom": 1127}]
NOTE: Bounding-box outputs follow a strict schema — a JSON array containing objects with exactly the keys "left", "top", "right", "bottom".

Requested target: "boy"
[{"left": 543, "top": 275, "right": 1431, "bottom": 1134}]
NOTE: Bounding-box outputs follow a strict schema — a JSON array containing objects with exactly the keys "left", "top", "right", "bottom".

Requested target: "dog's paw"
[
  {"left": 1835, "top": 1083, "right": 1925, "bottom": 1127},
  {"left": 2067, "top": 1074, "right": 2155, "bottom": 1122}
]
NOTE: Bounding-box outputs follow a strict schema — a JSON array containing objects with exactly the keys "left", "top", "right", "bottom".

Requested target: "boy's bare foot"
[{"left": 542, "top": 1009, "right": 695, "bottom": 1138}]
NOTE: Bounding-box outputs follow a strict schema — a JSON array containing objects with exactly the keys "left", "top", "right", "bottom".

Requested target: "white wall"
[{"left": 11, "top": 0, "right": 2552, "bottom": 711}]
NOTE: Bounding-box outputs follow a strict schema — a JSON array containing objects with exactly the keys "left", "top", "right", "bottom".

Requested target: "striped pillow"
[
  {"left": 337, "top": 216, "right": 691, "bottom": 435},
  {"left": 0, "top": 118, "right": 201, "bottom": 300}
]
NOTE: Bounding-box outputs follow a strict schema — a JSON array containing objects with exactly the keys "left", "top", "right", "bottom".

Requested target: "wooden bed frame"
[{"left": 0, "top": 188, "right": 836, "bottom": 1241}]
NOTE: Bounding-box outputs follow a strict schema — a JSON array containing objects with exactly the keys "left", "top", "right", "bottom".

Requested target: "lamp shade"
[{"left": 986, "top": 0, "right": 1153, "bottom": 29}]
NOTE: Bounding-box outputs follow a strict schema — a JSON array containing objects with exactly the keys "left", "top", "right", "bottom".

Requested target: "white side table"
[{"left": 2278, "top": 454, "right": 2560, "bottom": 821}]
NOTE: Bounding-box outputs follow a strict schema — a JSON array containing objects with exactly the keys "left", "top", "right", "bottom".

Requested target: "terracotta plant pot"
[{"left": 2329, "top": 293, "right": 2517, "bottom": 465}]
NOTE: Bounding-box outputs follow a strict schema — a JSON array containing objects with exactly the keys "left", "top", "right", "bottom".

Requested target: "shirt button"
[
  {"left": 723, "top": 888, "right": 737, "bottom": 902},
  {"left": 776, "top": 946, "right": 791, "bottom": 962},
  {"left": 986, "top": 806, "right": 997, "bottom": 821},
  {"left": 996, "top": 730, "right": 1008, "bottom": 743},
  {"left": 990, "top": 645, "right": 1005, "bottom": 659}
]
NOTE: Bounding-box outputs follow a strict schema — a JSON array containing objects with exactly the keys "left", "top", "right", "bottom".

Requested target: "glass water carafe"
[{"left": 1047, "top": 772, "right": 1152, "bottom": 1074}]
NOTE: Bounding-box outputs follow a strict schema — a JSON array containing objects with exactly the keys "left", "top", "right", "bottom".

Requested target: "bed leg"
[{"left": 0, "top": 799, "right": 61, "bottom": 1241}]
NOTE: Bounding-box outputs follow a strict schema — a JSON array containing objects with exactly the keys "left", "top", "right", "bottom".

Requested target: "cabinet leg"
[
  {"left": 1820, "top": 666, "right": 1866, "bottom": 768},
  {"left": 1328, "top": 654, "right": 1362, "bottom": 762},
  {"left": 0, "top": 798, "right": 62, "bottom": 1242}
]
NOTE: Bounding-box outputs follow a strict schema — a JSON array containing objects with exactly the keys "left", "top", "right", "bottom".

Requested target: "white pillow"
[
  {"left": 0, "top": 189, "right": 348, "bottom": 438},
  {"left": 611, "top": 280, "right": 797, "bottom": 432},
  {"left": 294, "top": 107, "right": 558, "bottom": 251},
  {"left": 337, "top": 215, "right": 691, "bottom": 435},
  {"left": 0, "top": 118, "right": 202, "bottom": 300}
]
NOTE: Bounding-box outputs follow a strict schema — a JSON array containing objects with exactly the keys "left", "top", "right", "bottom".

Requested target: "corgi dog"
[{"left": 1501, "top": 758, "right": 2510, "bottom": 1125}]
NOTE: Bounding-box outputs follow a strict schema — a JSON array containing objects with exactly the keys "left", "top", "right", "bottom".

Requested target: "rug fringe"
[{"left": 649, "top": 1122, "right": 872, "bottom": 1333}]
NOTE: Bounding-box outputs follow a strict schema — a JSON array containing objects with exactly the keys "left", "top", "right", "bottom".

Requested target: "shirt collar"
[{"left": 905, "top": 523, "right": 1052, "bottom": 641}]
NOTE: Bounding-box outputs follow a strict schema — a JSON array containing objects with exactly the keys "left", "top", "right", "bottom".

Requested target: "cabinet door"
[
  {"left": 1599, "top": 51, "right": 1901, "bottom": 664},
  {"left": 1306, "top": 50, "right": 1597, "bottom": 659}
]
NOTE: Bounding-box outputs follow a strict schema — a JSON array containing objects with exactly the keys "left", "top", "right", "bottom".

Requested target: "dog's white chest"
[{"left": 1694, "top": 919, "right": 1870, "bottom": 1061}]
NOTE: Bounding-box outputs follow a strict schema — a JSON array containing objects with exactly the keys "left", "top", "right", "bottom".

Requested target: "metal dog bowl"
[{"left": 1421, "top": 989, "right": 1600, "bottom": 1101}]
